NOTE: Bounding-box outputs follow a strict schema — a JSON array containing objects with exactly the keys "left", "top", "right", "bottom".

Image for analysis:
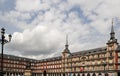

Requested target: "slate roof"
[
  {"left": 0, "top": 45, "right": 120, "bottom": 62},
  {"left": 0, "top": 53, "right": 62, "bottom": 62},
  {"left": 0, "top": 54, "right": 37, "bottom": 62},
  {"left": 70, "top": 46, "right": 107, "bottom": 57},
  {"left": 38, "top": 56, "right": 62, "bottom": 62}
]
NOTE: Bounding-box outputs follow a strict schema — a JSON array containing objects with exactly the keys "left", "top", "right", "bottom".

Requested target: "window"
[
  {"left": 118, "top": 58, "right": 120, "bottom": 63},
  {"left": 98, "top": 54, "right": 99, "bottom": 58},
  {"left": 110, "top": 52, "right": 112, "bottom": 57}
]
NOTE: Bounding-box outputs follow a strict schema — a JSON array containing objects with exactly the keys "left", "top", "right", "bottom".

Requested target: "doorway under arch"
[{"left": 43, "top": 70, "right": 46, "bottom": 76}]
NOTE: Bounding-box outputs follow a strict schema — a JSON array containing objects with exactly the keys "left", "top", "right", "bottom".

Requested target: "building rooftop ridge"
[
  {"left": 71, "top": 46, "right": 107, "bottom": 56},
  {"left": 0, "top": 53, "right": 37, "bottom": 61},
  {"left": 1, "top": 45, "right": 120, "bottom": 61}
]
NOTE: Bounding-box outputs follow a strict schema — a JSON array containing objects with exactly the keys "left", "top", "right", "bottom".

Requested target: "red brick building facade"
[{"left": 0, "top": 22, "right": 120, "bottom": 76}]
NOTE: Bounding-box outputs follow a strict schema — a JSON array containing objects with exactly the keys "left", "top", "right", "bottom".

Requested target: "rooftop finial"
[
  {"left": 65, "top": 34, "right": 68, "bottom": 49},
  {"left": 111, "top": 18, "right": 114, "bottom": 33},
  {"left": 66, "top": 34, "right": 68, "bottom": 46},
  {"left": 110, "top": 18, "right": 115, "bottom": 40}
]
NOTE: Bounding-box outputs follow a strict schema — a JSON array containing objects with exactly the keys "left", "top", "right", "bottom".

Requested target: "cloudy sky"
[{"left": 0, "top": 0, "right": 120, "bottom": 59}]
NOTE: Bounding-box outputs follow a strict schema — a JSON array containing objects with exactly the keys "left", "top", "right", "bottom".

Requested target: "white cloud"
[
  {"left": 90, "top": 19, "right": 110, "bottom": 34},
  {"left": 67, "top": 0, "right": 120, "bottom": 34},
  {"left": 1, "top": 0, "right": 120, "bottom": 59},
  {"left": 0, "top": 0, "right": 5, "bottom": 4},
  {"left": 95, "top": 0, "right": 120, "bottom": 18},
  {"left": 8, "top": 25, "right": 64, "bottom": 56},
  {"left": 15, "top": 0, "right": 41, "bottom": 12}
]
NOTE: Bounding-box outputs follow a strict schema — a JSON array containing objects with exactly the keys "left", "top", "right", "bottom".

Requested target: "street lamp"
[{"left": 0, "top": 28, "right": 12, "bottom": 76}]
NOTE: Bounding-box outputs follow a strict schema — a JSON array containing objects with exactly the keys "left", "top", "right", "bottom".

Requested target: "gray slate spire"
[
  {"left": 107, "top": 19, "right": 118, "bottom": 44},
  {"left": 63, "top": 35, "right": 70, "bottom": 53},
  {"left": 110, "top": 18, "right": 115, "bottom": 40}
]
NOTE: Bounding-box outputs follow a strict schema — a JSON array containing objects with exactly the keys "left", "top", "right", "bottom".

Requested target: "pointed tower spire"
[
  {"left": 111, "top": 18, "right": 114, "bottom": 33},
  {"left": 63, "top": 34, "right": 70, "bottom": 53},
  {"left": 107, "top": 18, "right": 118, "bottom": 44},
  {"left": 110, "top": 18, "right": 115, "bottom": 40},
  {"left": 65, "top": 34, "right": 68, "bottom": 48}
]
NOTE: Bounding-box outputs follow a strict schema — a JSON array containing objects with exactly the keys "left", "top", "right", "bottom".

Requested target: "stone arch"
[
  {"left": 92, "top": 73, "right": 96, "bottom": 76},
  {"left": 43, "top": 70, "right": 46, "bottom": 76},
  {"left": 87, "top": 73, "right": 90, "bottom": 76},
  {"left": 77, "top": 73, "right": 80, "bottom": 76},
  {"left": 98, "top": 73, "right": 102, "bottom": 76},
  {"left": 82, "top": 73, "right": 85, "bottom": 76},
  {"left": 105, "top": 73, "right": 109, "bottom": 76},
  {"left": 73, "top": 73, "right": 76, "bottom": 76}
]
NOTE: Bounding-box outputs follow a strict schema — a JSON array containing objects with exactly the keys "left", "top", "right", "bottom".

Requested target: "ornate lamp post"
[{"left": 0, "top": 28, "right": 12, "bottom": 76}]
